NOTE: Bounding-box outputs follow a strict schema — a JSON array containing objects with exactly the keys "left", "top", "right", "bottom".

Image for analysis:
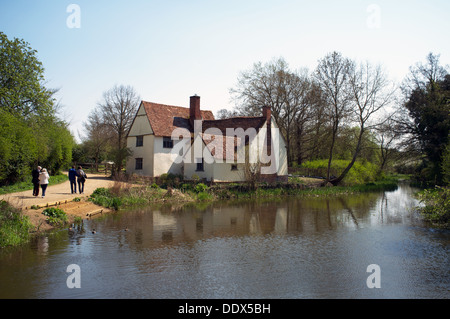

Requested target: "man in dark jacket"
[
  {"left": 68, "top": 166, "right": 77, "bottom": 194},
  {"left": 32, "top": 166, "right": 41, "bottom": 196}
]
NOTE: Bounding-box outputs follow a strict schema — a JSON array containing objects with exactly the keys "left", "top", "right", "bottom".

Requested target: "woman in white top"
[{"left": 39, "top": 168, "right": 50, "bottom": 198}]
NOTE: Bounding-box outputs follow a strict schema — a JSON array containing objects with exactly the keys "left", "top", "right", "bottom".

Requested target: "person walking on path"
[
  {"left": 68, "top": 166, "right": 77, "bottom": 194},
  {"left": 32, "top": 166, "right": 41, "bottom": 196},
  {"left": 39, "top": 168, "right": 50, "bottom": 198},
  {"left": 76, "top": 166, "right": 87, "bottom": 194}
]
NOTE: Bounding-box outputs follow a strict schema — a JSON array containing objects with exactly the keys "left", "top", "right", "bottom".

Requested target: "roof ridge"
[
  {"left": 207, "top": 116, "right": 264, "bottom": 120},
  {"left": 142, "top": 101, "right": 187, "bottom": 110},
  {"left": 142, "top": 100, "right": 215, "bottom": 113}
]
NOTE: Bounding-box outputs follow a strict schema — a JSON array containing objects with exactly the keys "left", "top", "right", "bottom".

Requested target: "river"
[{"left": 0, "top": 183, "right": 448, "bottom": 299}]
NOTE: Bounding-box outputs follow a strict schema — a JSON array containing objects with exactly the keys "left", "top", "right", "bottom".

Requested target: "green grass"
[
  {"left": 294, "top": 159, "right": 380, "bottom": 185},
  {"left": 0, "top": 174, "right": 69, "bottom": 195},
  {"left": 0, "top": 200, "right": 34, "bottom": 248}
]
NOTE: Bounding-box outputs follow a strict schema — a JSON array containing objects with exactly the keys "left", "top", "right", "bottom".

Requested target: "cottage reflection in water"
[{"left": 99, "top": 189, "right": 408, "bottom": 250}]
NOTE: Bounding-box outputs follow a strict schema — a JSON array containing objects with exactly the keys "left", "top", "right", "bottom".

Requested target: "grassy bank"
[
  {"left": 88, "top": 176, "right": 401, "bottom": 211},
  {"left": 0, "top": 200, "right": 34, "bottom": 248},
  {"left": 293, "top": 159, "right": 380, "bottom": 186},
  {"left": 88, "top": 184, "right": 197, "bottom": 210},
  {"left": 0, "top": 174, "right": 69, "bottom": 195},
  {"left": 211, "top": 178, "right": 399, "bottom": 201}
]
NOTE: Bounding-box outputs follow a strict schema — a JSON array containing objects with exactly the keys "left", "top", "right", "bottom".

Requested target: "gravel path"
[{"left": 0, "top": 173, "right": 115, "bottom": 210}]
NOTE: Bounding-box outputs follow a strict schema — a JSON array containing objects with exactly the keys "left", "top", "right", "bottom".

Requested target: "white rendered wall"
[
  {"left": 126, "top": 103, "right": 155, "bottom": 176},
  {"left": 153, "top": 136, "right": 184, "bottom": 177}
]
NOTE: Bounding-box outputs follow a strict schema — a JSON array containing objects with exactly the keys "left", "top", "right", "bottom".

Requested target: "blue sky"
[{"left": 1, "top": 0, "right": 449, "bottom": 142}]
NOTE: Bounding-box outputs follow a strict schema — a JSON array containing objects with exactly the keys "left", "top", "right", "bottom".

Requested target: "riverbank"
[
  {"left": 87, "top": 176, "right": 400, "bottom": 212},
  {"left": 2, "top": 182, "right": 448, "bottom": 299},
  {"left": 0, "top": 173, "right": 116, "bottom": 247},
  {"left": 0, "top": 175, "right": 405, "bottom": 248}
]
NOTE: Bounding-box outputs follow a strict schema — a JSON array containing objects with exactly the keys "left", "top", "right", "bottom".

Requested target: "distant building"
[{"left": 126, "top": 95, "right": 288, "bottom": 182}]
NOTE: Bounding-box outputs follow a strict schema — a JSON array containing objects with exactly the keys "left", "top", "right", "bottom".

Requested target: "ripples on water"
[{"left": 0, "top": 183, "right": 448, "bottom": 299}]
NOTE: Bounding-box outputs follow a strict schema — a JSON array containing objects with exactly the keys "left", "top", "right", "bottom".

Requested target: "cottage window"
[
  {"left": 196, "top": 158, "right": 204, "bottom": 172},
  {"left": 163, "top": 137, "right": 173, "bottom": 149},
  {"left": 135, "top": 158, "right": 143, "bottom": 170},
  {"left": 231, "top": 164, "right": 238, "bottom": 171},
  {"left": 136, "top": 136, "right": 144, "bottom": 147}
]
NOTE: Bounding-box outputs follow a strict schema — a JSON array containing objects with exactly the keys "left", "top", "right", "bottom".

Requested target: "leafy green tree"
[
  {"left": 442, "top": 140, "right": 450, "bottom": 185},
  {"left": 397, "top": 53, "right": 450, "bottom": 185},
  {"left": 0, "top": 32, "right": 74, "bottom": 184},
  {"left": 0, "top": 32, "right": 54, "bottom": 118},
  {"left": 0, "top": 109, "right": 38, "bottom": 183},
  {"left": 45, "top": 120, "right": 74, "bottom": 174}
]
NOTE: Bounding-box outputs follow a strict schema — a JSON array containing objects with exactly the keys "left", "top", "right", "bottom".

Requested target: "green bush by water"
[
  {"left": 0, "top": 200, "right": 33, "bottom": 247},
  {"left": 42, "top": 207, "right": 68, "bottom": 226},
  {"left": 416, "top": 187, "right": 450, "bottom": 229}
]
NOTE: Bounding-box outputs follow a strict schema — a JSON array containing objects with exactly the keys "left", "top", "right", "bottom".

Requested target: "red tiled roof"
[
  {"left": 139, "top": 101, "right": 271, "bottom": 161},
  {"left": 141, "top": 101, "right": 215, "bottom": 137},
  {"left": 201, "top": 117, "right": 268, "bottom": 161},
  {"left": 202, "top": 117, "right": 267, "bottom": 136}
]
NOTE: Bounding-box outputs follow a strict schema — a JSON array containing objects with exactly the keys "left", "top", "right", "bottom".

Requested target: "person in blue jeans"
[
  {"left": 68, "top": 166, "right": 77, "bottom": 194},
  {"left": 39, "top": 168, "right": 50, "bottom": 198},
  {"left": 76, "top": 166, "right": 87, "bottom": 194}
]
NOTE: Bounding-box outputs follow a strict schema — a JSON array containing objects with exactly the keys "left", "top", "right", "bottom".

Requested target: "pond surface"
[{"left": 0, "top": 183, "right": 448, "bottom": 299}]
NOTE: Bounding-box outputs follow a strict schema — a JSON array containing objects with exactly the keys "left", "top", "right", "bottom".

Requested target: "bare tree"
[
  {"left": 293, "top": 78, "right": 325, "bottom": 165},
  {"left": 216, "top": 108, "right": 238, "bottom": 119},
  {"left": 330, "top": 61, "right": 397, "bottom": 185},
  {"left": 82, "top": 109, "right": 114, "bottom": 171},
  {"left": 402, "top": 52, "right": 448, "bottom": 95},
  {"left": 97, "top": 84, "right": 140, "bottom": 174},
  {"left": 313, "top": 51, "right": 354, "bottom": 183},
  {"left": 230, "top": 57, "right": 313, "bottom": 165},
  {"left": 375, "top": 123, "right": 397, "bottom": 172},
  {"left": 280, "top": 68, "right": 313, "bottom": 164}
]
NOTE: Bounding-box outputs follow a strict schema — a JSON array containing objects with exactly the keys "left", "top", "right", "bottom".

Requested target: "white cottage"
[{"left": 126, "top": 95, "right": 288, "bottom": 183}]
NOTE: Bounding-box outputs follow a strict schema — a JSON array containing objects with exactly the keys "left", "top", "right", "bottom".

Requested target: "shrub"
[
  {"left": 442, "top": 141, "right": 450, "bottom": 185},
  {"left": 197, "top": 191, "right": 213, "bottom": 202},
  {"left": 180, "top": 183, "right": 193, "bottom": 192},
  {"left": 89, "top": 187, "right": 122, "bottom": 210},
  {"left": 416, "top": 187, "right": 450, "bottom": 228},
  {"left": 42, "top": 207, "right": 68, "bottom": 226},
  {"left": 191, "top": 174, "right": 200, "bottom": 183},
  {"left": 91, "top": 187, "right": 112, "bottom": 197},
  {"left": 194, "top": 183, "right": 209, "bottom": 193},
  {"left": 159, "top": 173, "right": 183, "bottom": 188}
]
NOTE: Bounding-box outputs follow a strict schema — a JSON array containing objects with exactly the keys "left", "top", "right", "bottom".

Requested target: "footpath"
[{"left": 0, "top": 173, "right": 116, "bottom": 232}]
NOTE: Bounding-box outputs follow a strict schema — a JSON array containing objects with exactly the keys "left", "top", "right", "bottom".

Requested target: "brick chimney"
[
  {"left": 263, "top": 106, "right": 272, "bottom": 156},
  {"left": 190, "top": 95, "right": 201, "bottom": 127},
  {"left": 263, "top": 105, "right": 271, "bottom": 122}
]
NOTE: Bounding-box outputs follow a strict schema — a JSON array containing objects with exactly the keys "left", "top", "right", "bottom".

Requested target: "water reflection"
[
  {"left": 0, "top": 183, "right": 448, "bottom": 299},
  {"left": 26, "top": 184, "right": 423, "bottom": 253}
]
